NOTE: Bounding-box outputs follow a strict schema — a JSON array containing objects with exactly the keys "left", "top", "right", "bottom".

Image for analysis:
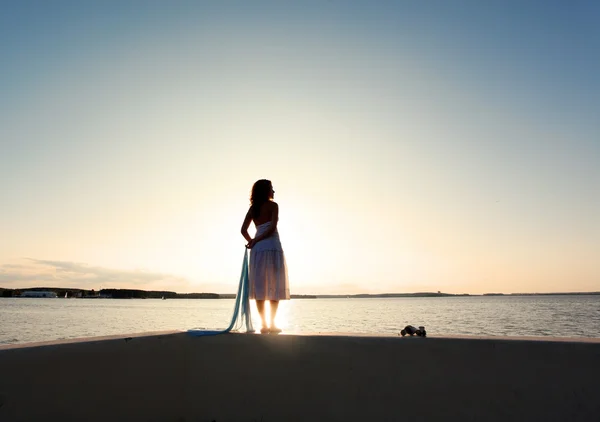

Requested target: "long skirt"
[{"left": 249, "top": 222, "right": 290, "bottom": 301}]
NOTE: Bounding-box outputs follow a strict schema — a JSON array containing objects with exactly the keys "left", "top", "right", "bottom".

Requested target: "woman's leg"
[
  {"left": 269, "top": 300, "right": 280, "bottom": 331},
  {"left": 256, "top": 300, "right": 268, "bottom": 330}
]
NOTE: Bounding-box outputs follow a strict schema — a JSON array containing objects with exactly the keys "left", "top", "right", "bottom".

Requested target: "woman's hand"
[{"left": 246, "top": 239, "right": 257, "bottom": 249}]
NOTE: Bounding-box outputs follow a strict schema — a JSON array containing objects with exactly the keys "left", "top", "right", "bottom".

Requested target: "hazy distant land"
[{"left": 1, "top": 287, "right": 599, "bottom": 299}]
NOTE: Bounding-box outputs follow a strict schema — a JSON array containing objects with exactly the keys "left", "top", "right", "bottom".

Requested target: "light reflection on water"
[{"left": 1, "top": 295, "right": 599, "bottom": 345}]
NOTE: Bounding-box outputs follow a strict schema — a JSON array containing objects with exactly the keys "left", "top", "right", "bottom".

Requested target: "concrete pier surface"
[{"left": 1, "top": 332, "right": 599, "bottom": 422}]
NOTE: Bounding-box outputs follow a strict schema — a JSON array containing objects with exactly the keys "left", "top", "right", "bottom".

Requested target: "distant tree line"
[
  {"left": 98, "top": 289, "right": 224, "bottom": 299},
  {"left": 4, "top": 287, "right": 595, "bottom": 299},
  {"left": 0, "top": 287, "right": 226, "bottom": 299},
  {"left": 0, "top": 286, "right": 320, "bottom": 299},
  {"left": 1, "top": 287, "right": 90, "bottom": 298}
]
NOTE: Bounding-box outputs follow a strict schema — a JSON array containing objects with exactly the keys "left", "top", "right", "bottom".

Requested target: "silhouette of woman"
[{"left": 241, "top": 179, "right": 290, "bottom": 333}]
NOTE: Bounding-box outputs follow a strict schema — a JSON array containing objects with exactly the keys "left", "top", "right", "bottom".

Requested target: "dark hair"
[{"left": 250, "top": 179, "right": 272, "bottom": 219}]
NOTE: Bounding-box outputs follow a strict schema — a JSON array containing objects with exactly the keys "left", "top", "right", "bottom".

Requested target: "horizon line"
[{"left": 1, "top": 286, "right": 599, "bottom": 297}]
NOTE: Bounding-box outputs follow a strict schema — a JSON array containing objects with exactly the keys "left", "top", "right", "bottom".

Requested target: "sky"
[{"left": 1, "top": 1, "right": 599, "bottom": 295}]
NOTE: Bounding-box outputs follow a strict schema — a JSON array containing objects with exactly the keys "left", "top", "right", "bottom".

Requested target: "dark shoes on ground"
[{"left": 400, "top": 325, "right": 426, "bottom": 337}]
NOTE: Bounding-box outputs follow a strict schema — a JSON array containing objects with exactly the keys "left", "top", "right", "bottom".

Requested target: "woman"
[{"left": 241, "top": 179, "right": 290, "bottom": 334}]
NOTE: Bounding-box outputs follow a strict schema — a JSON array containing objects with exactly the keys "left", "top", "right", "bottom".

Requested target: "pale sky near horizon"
[{"left": 1, "top": 1, "right": 599, "bottom": 295}]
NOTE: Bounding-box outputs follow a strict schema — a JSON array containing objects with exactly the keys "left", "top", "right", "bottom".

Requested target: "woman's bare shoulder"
[{"left": 261, "top": 200, "right": 278, "bottom": 210}]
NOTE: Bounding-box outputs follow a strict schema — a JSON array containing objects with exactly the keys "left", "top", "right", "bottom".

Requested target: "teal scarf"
[{"left": 188, "top": 249, "right": 254, "bottom": 336}]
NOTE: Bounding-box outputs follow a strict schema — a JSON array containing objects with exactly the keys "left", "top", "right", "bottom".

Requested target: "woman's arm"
[
  {"left": 241, "top": 208, "right": 253, "bottom": 243},
  {"left": 253, "top": 202, "right": 279, "bottom": 243}
]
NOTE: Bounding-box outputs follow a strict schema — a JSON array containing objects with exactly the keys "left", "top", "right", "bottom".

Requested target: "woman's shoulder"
[{"left": 262, "top": 200, "right": 278, "bottom": 209}]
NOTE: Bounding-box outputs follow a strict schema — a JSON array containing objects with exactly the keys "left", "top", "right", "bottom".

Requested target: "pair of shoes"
[{"left": 400, "top": 325, "right": 427, "bottom": 337}]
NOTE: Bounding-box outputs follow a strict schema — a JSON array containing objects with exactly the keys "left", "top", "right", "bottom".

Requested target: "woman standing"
[{"left": 241, "top": 179, "right": 290, "bottom": 333}]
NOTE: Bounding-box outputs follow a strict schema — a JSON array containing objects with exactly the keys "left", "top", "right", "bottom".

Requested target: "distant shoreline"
[
  {"left": 318, "top": 292, "right": 600, "bottom": 298},
  {"left": 1, "top": 287, "right": 599, "bottom": 299}
]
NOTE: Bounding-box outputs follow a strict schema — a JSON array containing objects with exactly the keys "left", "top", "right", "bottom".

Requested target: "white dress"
[{"left": 249, "top": 222, "right": 290, "bottom": 301}]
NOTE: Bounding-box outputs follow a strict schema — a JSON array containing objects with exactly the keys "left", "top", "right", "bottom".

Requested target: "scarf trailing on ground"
[{"left": 188, "top": 249, "right": 254, "bottom": 336}]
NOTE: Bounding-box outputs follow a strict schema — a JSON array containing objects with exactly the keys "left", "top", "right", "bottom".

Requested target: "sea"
[{"left": 1, "top": 295, "right": 599, "bottom": 345}]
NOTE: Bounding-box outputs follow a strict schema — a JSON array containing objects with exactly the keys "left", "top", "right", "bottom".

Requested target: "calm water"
[{"left": 1, "top": 295, "right": 599, "bottom": 345}]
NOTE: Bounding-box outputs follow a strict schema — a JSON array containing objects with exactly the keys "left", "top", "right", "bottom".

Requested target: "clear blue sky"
[{"left": 1, "top": 1, "right": 599, "bottom": 294}]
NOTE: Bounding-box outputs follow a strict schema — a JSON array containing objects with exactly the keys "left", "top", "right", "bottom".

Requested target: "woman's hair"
[{"left": 250, "top": 179, "right": 273, "bottom": 218}]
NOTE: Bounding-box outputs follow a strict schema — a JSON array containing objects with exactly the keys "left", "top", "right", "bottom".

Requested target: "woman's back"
[{"left": 253, "top": 201, "right": 277, "bottom": 227}]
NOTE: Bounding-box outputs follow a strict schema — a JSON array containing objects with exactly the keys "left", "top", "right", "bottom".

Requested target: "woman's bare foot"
[
  {"left": 269, "top": 327, "right": 282, "bottom": 334},
  {"left": 260, "top": 327, "right": 270, "bottom": 334}
]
